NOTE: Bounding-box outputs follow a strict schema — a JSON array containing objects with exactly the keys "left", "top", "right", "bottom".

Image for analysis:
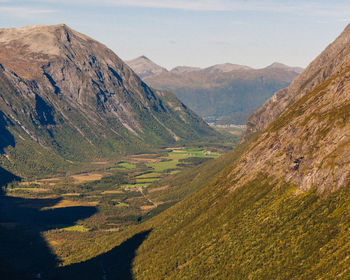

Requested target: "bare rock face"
[
  {"left": 0, "top": 24, "right": 215, "bottom": 176},
  {"left": 231, "top": 24, "right": 350, "bottom": 193},
  {"left": 245, "top": 24, "right": 350, "bottom": 138}
]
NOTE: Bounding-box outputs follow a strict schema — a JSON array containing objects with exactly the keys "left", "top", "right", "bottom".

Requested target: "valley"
[
  {"left": 0, "top": 9, "right": 350, "bottom": 279},
  {"left": 5, "top": 146, "right": 226, "bottom": 231}
]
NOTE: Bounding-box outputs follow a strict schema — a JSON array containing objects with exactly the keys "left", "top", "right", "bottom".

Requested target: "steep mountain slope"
[
  {"left": 0, "top": 25, "right": 216, "bottom": 178},
  {"left": 144, "top": 67, "right": 299, "bottom": 124},
  {"left": 245, "top": 24, "right": 350, "bottom": 137},
  {"left": 125, "top": 56, "right": 168, "bottom": 78},
  {"left": 63, "top": 25, "right": 350, "bottom": 280}
]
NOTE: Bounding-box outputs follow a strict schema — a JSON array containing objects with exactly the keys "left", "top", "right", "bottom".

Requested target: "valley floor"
[{"left": 0, "top": 138, "right": 240, "bottom": 279}]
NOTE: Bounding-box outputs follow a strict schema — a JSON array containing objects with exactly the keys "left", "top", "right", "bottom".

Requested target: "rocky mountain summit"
[
  {"left": 0, "top": 24, "right": 215, "bottom": 177},
  {"left": 125, "top": 55, "right": 168, "bottom": 78}
]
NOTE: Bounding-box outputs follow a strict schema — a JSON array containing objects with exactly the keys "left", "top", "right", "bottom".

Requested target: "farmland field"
[{"left": 4, "top": 147, "right": 223, "bottom": 236}]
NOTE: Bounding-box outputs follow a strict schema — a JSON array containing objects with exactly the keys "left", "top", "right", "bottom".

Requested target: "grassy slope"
[{"left": 133, "top": 177, "right": 350, "bottom": 279}]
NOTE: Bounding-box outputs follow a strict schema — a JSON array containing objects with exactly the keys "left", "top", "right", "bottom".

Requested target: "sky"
[{"left": 0, "top": 0, "right": 350, "bottom": 70}]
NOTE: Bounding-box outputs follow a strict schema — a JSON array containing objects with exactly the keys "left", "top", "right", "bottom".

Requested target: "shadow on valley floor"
[
  {"left": 57, "top": 230, "right": 152, "bottom": 280},
  {"left": 0, "top": 167, "right": 151, "bottom": 280}
]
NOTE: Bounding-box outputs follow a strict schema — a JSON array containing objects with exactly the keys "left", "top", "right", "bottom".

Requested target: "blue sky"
[{"left": 0, "top": 0, "right": 349, "bottom": 69}]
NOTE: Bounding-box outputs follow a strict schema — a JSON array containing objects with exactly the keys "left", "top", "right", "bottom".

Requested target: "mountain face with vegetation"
[
  {"left": 245, "top": 25, "right": 350, "bottom": 138},
  {"left": 127, "top": 58, "right": 301, "bottom": 124},
  {"left": 0, "top": 24, "right": 216, "bottom": 178},
  {"left": 72, "top": 24, "right": 350, "bottom": 279}
]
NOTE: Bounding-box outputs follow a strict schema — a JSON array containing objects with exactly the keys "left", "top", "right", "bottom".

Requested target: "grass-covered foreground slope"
[{"left": 131, "top": 177, "right": 350, "bottom": 279}]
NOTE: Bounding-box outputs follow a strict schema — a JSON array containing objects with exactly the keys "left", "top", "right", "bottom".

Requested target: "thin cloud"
[
  {"left": 3, "top": 0, "right": 350, "bottom": 20},
  {"left": 0, "top": 6, "right": 55, "bottom": 17},
  {"left": 33, "top": 0, "right": 350, "bottom": 17}
]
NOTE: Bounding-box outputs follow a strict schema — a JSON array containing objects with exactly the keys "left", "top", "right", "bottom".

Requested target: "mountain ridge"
[
  {"left": 126, "top": 56, "right": 302, "bottom": 124},
  {"left": 0, "top": 24, "right": 217, "bottom": 178}
]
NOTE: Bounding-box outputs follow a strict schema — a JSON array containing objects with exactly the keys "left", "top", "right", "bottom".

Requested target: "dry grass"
[
  {"left": 101, "top": 190, "right": 123, "bottom": 195},
  {"left": 71, "top": 173, "right": 104, "bottom": 183},
  {"left": 42, "top": 199, "right": 99, "bottom": 210},
  {"left": 91, "top": 161, "right": 109, "bottom": 165},
  {"left": 103, "top": 227, "right": 120, "bottom": 232},
  {"left": 140, "top": 205, "right": 156, "bottom": 211},
  {"left": 148, "top": 185, "right": 169, "bottom": 193},
  {"left": 62, "top": 193, "right": 81, "bottom": 196}
]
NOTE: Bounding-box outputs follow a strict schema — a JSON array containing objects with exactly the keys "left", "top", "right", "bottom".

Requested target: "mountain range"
[
  {"left": 126, "top": 56, "right": 302, "bottom": 124},
  {"left": 0, "top": 24, "right": 217, "bottom": 178}
]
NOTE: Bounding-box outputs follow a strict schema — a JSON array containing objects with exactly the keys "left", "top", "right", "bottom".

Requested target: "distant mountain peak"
[
  {"left": 203, "top": 63, "right": 252, "bottom": 73},
  {"left": 137, "top": 55, "right": 150, "bottom": 60},
  {"left": 265, "top": 62, "right": 303, "bottom": 73},
  {"left": 126, "top": 55, "right": 168, "bottom": 78}
]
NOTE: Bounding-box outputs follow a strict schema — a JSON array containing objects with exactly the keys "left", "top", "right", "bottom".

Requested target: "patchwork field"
[{"left": 3, "top": 147, "right": 223, "bottom": 246}]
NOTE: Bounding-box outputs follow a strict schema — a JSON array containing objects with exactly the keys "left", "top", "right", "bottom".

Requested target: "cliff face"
[
  {"left": 0, "top": 24, "right": 216, "bottom": 177},
  {"left": 245, "top": 24, "right": 350, "bottom": 137}
]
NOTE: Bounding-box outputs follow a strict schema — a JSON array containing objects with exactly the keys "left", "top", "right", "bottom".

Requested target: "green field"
[
  {"left": 61, "top": 225, "right": 90, "bottom": 232},
  {"left": 109, "top": 162, "right": 136, "bottom": 170}
]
